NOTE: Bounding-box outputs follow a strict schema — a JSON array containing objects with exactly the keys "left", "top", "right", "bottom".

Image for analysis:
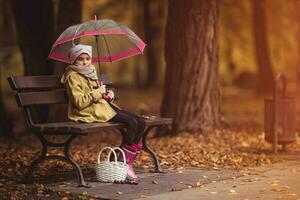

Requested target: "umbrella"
[{"left": 49, "top": 16, "right": 146, "bottom": 77}]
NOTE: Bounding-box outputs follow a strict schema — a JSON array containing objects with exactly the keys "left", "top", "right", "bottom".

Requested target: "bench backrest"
[
  {"left": 8, "top": 74, "right": 113, "bottom": 126},
  {"left": 8, "top": 74, "right": 112, "bottom": 107},
  {"left": 8, "top": 75, "right": 67, "bottom": 107}
]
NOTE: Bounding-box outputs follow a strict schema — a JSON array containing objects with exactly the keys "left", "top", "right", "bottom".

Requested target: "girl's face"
[{"left": 74, "top": 53, "right": 91, "bottom": 66}]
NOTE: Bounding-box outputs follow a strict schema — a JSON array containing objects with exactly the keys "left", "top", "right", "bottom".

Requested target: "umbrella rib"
[
  {"left": 102, "top": 35, "right": 112, "bottom": 63},
  {"left": 95, "top": 35, "right": 102, "bottom": 76},
  {"left": 72, "top": 24, "right": 83, "bottom": 46}
]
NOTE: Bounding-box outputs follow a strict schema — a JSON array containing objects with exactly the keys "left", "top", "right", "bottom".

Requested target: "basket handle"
[
  {"left": 108, "top": 147, "right": 127, "bottom": 164},
  {"left": 97, "top": 146, "right": 117, "bottom": 164}
]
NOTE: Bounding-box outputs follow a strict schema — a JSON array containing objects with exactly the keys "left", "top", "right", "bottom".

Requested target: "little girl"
[{"left": 61, "top": 44, "right": 145, "bottom": 182}]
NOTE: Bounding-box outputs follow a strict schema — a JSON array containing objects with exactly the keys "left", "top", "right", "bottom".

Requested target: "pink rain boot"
[
  {"left": 131, "top": 144, "right": 142, "bottom": 179},
  {"left": 121, "top": 144, "right": 139, "bottom": 181}
]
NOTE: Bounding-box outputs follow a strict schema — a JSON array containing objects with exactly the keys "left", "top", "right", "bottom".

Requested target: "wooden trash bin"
[{"left": 264, "top": 74, "right": 296, "bottom": 153}]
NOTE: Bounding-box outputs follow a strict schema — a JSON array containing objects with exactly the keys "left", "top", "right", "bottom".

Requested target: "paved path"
[
  {"left": 139, "top": 161, "right": 300, "bottom": 200},
  {"left": 50, "top": 155, "right": 300, "bottom": 200},
  {"left": 50, "top": 167, "right": 242, "bottom": 200}
]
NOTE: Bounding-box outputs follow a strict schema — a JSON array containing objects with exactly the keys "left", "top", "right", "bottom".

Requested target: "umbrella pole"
[
  {"left": 95, "top": 35, "right": 108, "bottom": 98},
  {"left": 95, "top": 35, "right": 102, "bottom": 84}
]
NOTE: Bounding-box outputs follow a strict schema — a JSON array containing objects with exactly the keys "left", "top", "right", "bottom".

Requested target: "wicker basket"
[{"left": 95, "top": 147, "right": 128, "bottom": 182}]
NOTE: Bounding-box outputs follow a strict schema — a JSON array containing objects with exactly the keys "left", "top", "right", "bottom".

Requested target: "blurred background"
[{"left": 1, "top": 0, "right": 300, "bottom": 136}]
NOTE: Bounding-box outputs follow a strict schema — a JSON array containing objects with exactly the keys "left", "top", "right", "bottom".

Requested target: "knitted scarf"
[{"left": 69, "top": 64, "right": 98, "bottom": 81}]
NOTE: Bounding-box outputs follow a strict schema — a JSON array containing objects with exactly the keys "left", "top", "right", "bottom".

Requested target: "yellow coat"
[{"left": 61, "top": 67, "right": 117, "bottom": 122}]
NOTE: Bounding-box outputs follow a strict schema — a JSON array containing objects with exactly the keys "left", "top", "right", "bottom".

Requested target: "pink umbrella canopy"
[{"left": 49, "top": 18, "right": 146, "bottom": 64}]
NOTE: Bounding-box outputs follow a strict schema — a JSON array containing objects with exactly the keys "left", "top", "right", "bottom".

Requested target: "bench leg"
[
  {"left": 24, "top": 133, "right": 89, "bottom": 187},
  {"left": 142, "top": 126, "right": 165, "bottom": 173},
  {"left": 64, "top": 135, "right": 89, "bottom": 188},
  {"left": 23, "top": 133, "right": 48, "bottom": 184}
]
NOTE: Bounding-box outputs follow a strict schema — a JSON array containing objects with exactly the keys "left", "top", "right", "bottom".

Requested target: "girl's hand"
[
  {"left": 102, "top": 93, "right": 110, "bottom": 101},
  {"left": 99, "top": 84, "right": 106, "bottom": 94},
  {"left": 107, "top": 90, "right": 114, "bottom": 100}
]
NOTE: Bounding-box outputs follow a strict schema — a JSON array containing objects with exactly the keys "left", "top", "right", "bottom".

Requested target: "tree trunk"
[
  {"left": 1, "top": 0, "right": 16, "bottom": 48},
  {"left": 10, "top": 0, "right": 54, "bottom": 76},
  {"left": 161, "top": 0, "right": 220, "bottom": 134},
  {"left": 252, "top": 0, "right": 275, "bottom": 94},
  {"left": 296, "top": 0, "right": 300, "bottom": 90},
  {"left": 0, "top": 98, "right": 14, "bottom": 137},
  {"left": 144, "top": 0, "right": 167, "bottom": 88},
  {"left": 133, "top": 0, "right": 146, "bottom": 88}
]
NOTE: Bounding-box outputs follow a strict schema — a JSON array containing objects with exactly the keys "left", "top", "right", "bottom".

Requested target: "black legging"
[{"left": 109, "top": 105, "right": 145, "bottom": 145}]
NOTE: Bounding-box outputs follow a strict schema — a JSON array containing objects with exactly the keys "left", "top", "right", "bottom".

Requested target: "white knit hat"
[{"left": 68, "top": 44, "right": 92, "bottom": 64}]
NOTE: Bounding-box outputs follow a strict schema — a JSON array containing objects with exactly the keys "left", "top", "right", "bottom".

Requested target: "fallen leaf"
[
  {"left": 271, "top": 188, "right": 282, "bottom": 192},
  {"left": 196, "top": 182, "right": 203, "bottom": 187},
  {"left": 283, "top": 185, "right": 290, "bottom": 190},
  {"left": 171, "top": 188, "right": 182, "bottom": 192},
  {"left": 82, "top": 191, "right": 88, "bottom": 195},
  {"left": 229, "top": 189, "right": 237, "bottom": 194}
]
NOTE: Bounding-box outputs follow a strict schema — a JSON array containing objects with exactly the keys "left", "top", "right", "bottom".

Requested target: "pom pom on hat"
[{"left": 68, "top": 44, "right": 92, "bottom": 64}]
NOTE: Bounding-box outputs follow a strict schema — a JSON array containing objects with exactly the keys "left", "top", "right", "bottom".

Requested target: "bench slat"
[
  {"left": 8, "top": 74, "right": 112, "bottom": 91},
  {"left": 8, "top": 75, "right": 62, "bottom": 90},
  {"left": 32, "top": 118, "right": 172, "bottom": 134},
  {"left": 16, "top": 90, "right": 67, "bottom": 107},
  {"left": 145, "top": 118, "right": 172, "bottom": 126},
  {"left": 32, "top": 121, "right": 123, "bottom": 135}
]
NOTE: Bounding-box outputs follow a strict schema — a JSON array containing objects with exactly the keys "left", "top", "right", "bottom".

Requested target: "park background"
[{"left": 1, "top": 0, "right": 300, "bottom": 198}]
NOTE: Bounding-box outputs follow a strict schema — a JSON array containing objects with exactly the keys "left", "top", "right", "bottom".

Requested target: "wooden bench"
[{"left": 8, "top": 75, "right": 172, "bottom": 187}]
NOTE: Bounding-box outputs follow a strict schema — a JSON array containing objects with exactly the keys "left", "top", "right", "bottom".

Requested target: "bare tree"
[{"left": 161, "top": 0, "right": 220, "bottom": 134}]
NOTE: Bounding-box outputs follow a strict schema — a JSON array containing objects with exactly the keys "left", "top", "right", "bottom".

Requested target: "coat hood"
[{"left": 60, "top": 66, "right": 78, "bottom": 85}]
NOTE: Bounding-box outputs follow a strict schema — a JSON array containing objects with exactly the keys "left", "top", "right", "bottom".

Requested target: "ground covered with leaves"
[
  {"left": 2, "top": 128, "right": 300, "bottom": 199},
  {"left": 1, "top": 87, "right": 300, "bottom": 199}
]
